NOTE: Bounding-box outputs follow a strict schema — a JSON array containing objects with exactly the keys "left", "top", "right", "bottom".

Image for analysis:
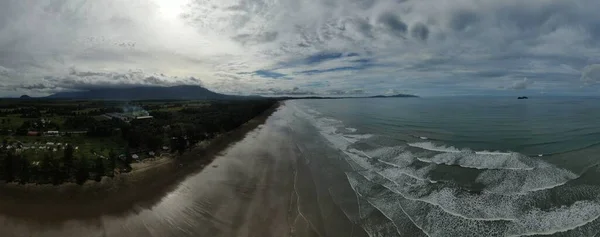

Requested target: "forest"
[{"left": 0, "top": 99, "right": 277, "bottom": 185}]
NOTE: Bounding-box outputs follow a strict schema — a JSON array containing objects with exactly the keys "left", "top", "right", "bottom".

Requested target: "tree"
[
  {"left": 62, "top": 144, "right": 74, "bottom": 178},
  {"left": 93, "top": 156, "right": 104, "bottom": 182},
  {"left": 18, "top": 157, "right": 31, "bottom": 184},
  {"left": 124, "top": 146, "right": 132, "bottom": 166},
  {"left": 75, "top": 156, "right": 89, "bottom": 185},
  {"left": 50, "top": 158, "right": 63, "bottom": 185},
  {"left": 176, "top": 136, "right": 187, "bottom": 155},
  {"left": 108, "top": 150, "right": 117, "bottom": 177},
  {"left": 40, "top": 153, "right": 53, "bottom": 183},
  {"left": 3, "top": 152, "right": 14, "bottom": 182},
  {"left": 146, "top": 135, "right": 162, "bottom": 151}
]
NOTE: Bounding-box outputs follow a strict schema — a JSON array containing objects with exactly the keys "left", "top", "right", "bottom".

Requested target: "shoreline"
[{"left": 0, "top": 102, "right": 282, "bottom": 222}]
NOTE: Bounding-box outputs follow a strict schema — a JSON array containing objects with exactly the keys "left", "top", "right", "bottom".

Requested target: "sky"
[{"left": 1, "top": 0, "right": 600, "bottom": 97}]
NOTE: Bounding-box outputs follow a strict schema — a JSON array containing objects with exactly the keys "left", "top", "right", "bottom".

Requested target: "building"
[
  {"left": 135, "top": 116, "right": 154, "bottom": 120},
  {"left": 44, "top": 131, "right": 59, "bottom": 137}
]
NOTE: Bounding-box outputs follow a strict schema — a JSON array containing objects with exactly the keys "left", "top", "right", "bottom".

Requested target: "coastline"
[{"left": 0, "top": 102, "right": 282, "bottom": 222}]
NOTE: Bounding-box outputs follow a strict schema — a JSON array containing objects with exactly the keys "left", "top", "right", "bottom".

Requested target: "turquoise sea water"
[{"left": 285, "top": 97, "right": 600, "bottom": 236}]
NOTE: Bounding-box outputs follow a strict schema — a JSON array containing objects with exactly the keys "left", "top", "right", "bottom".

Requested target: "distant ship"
[{"left": 517, "top": 96, "right": 529, "bottom": 99}]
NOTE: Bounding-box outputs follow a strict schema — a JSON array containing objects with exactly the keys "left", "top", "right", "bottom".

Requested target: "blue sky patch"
[{"left": 254, "top": 70, "right": 288, "bottom": 79}]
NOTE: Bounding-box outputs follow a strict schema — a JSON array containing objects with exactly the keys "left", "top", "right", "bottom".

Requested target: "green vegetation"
[{"left": 0, "top": 99, "right": 276, "bottom": 185}]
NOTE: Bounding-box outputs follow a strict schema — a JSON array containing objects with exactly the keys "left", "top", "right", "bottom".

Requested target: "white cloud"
[
  {"left": 0, "top": 0, "right": 599, "bottom": 96},
  {"left": 509, "top": 78, "right": 534, "bottom": 90},
  {"left": 581, "top": 64, "right": 600, "bottom": 84}
]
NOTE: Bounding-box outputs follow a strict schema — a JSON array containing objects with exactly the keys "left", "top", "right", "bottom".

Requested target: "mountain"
[
  {"left": 369, "top": 94, "right": 419, "bottom": 98},
  {"left": 47, "top": 85, "right": 256, "bottom": 100},
  {"left": 19, "top": 95, "right": 32, "bottom": 99},
  {"left": 277, "top": 93, "right": 419, "bottom": 100}
]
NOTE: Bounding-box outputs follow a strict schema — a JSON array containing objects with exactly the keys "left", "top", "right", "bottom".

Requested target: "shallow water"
[{"left": 3, "top": 97, "right": 600, "bottom": 236}]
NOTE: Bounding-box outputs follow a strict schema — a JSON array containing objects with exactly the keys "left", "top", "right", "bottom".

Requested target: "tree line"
[{"left": 0, "top": 145, "right": 120, "bottom": 185}]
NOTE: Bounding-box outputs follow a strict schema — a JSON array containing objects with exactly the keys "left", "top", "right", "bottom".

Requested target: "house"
[
  {"left": 135, "top": 116, "right": 154, "bottom": 120},
  {"left": 44, "top": 131, "right": 59, "bottom": 137}
]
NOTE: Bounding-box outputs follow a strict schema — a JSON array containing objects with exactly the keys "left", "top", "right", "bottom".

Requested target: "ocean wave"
[
  {"left": 475, "top": 163, "right": 578, "bottom": 194},
  {"left": 348, "top": 170, "right": 600, "bottom": 236},
  {"left": 294, "top": 103, "right": 600, "bottom": 236},
  {"left": 408, "top": 141, "right": 512, "bottom": 155}
]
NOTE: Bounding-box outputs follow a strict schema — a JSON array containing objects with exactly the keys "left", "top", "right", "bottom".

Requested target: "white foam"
[
  {"left": 292, "top": 102, "right": 600, "bottom": 236},
  {"left": 365, "top": 169, "right": 520, "bottom": 221},
  {"left": 343, "top": 134, "right": 374, "bottom": 143},
  {"left": 351, "top": 170, "right": 600, "bottom": 236},
  {"left": 420, "top": 137, "right": 429, "bottom": 140},
  {"left": 506, "top": 200, "right": 600, "bottom": 236},
  {"left": 290, "top": 102, "right": 373, "bottom": 151},
  {"left": 475, "top": 163, "right": 578, "bottom": 194},
  {"left": 409, "top": 142, "right": 511, "bottom": 155},
  {"left": 416, "top": 152, "right": 534, "bottom": 171}
]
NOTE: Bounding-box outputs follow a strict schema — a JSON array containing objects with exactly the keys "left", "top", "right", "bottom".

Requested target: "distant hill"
[
  {"left": 369, "top": 94, "right": 419, "bottom": 98},
  {"left": 46, "top": 85, "right": 259, "bottom": 100},
  {"left": 19, "top": 95, "right": 32, "bottom": 99},
  {"left": 278, "top": 93, "right": 419, "bottom": 100}
]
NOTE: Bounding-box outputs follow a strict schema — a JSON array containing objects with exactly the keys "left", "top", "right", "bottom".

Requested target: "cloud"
[
  {"left": 410, "top": 23, "right": 429, "bottom": 41},
  {"left": 255, "top": 87, "right": 316, "bottom": 95},
  {"left": 326, "top": 89, "right": 366, "bottom": 95},
  {"left": 1, "top": 0, "right": 599, "bottom": 96},
  {"left": 377, "top": 12, "right": 408, "bottom": 38},
  {"left": 581, "top": 64, "right": 600, "bottom": 84},
  {"left": 14, "top": 68, "right": 204, "bottom": 93},
  {"left": 509, "top": 78, "right": 534, "bottom": 90}
]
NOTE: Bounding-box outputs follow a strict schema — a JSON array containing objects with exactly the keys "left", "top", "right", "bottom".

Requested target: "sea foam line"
[
  {"left": 360, "top": 171, "right": 518, "bottom": 222},
  {"left": 415, "top": 157, "right": 535, "bottom": 171},
  {"left": 346, "top": 172, "right": 432, "bottom": 237},
  {"left": 408, "top": 142, "right": 512, "bottom": 155}
]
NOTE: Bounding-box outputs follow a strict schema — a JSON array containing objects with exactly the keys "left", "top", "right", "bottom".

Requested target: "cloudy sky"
[{"left": 1, "top": 0, "right": 600, "bottom": 97}]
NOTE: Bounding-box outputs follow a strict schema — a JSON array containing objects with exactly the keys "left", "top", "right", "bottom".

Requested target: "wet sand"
[{"left": 0, "top": 103, "right": 363, "bottom": 237}]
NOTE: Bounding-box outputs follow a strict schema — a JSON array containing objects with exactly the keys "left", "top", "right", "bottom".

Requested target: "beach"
[{"left": 0, "top": 102, "right": 364, "bottom": 237}]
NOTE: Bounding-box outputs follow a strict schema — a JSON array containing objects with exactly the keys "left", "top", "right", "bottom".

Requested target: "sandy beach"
[
  {"left": 0, "top": 103, "right": 281, "bottom": 220},
  {"left": 0, "top": 102, "right": 366, "bottom": 237}
]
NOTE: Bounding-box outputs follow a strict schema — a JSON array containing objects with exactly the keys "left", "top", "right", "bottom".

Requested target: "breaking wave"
[{"left": 289, "top": 102, "right": 600, "bottom": 237}]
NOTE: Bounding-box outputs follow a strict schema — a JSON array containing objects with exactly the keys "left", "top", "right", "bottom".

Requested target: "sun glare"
[{"left": 153, "top": 0, "right": 188, "bottom": 19}]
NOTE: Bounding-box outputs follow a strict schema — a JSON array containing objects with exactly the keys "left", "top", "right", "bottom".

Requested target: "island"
[{"left": 518, "top": 96, "right": 529, "bottom": 99}]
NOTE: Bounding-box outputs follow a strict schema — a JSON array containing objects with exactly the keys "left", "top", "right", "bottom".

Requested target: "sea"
[{"left": 282, "top": 96, "right": 600, "bottom": 237}]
